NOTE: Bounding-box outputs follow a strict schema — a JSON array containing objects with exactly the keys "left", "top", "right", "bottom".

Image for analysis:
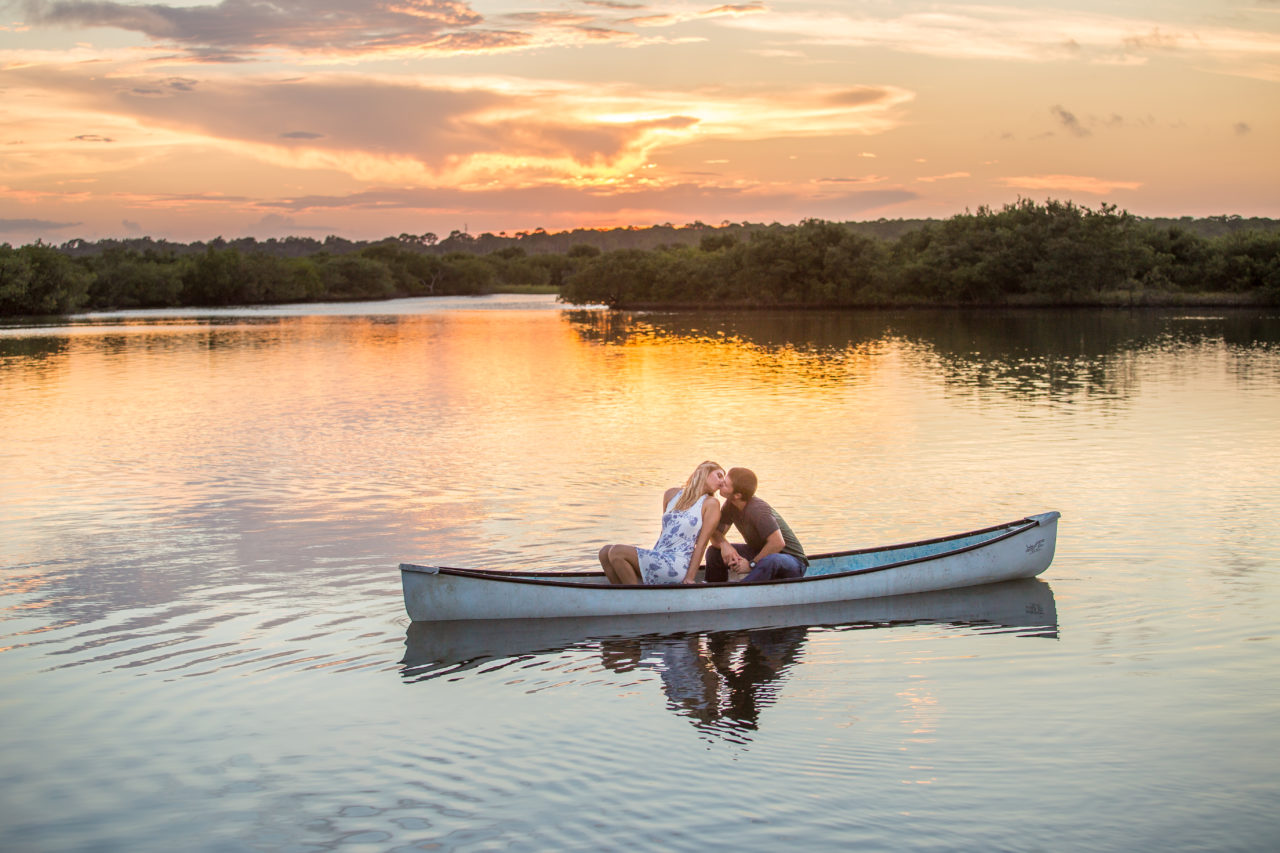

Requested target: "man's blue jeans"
[{"left": 705, "top": 544, "right": 806, "bottom": 583}]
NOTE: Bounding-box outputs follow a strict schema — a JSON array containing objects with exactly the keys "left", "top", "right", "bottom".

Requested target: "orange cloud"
[
  {"left": 621, "top": 2, "right": 767, "bottom": 29},
  {"left": 2, "top": 58, "right": 913, "bottom": 195},
  {"left": 719, "top": 6, "right": 1280, "bottom": 78},
  {"left": 998, "top": 175, "right": 1142, "bottom": 194},
  {"left": 623, "top": 15, "right": 679, "bottom": 28},
  {"left": 700, "top": 4, "right": 768, "bottom": 19}
]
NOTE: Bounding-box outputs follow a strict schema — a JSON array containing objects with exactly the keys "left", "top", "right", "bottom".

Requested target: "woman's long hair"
[{"left": 674, "top": 460, "right": 724, "bottom": 512}]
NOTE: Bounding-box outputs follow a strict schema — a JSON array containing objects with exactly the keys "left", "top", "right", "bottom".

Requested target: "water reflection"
[
  {"left": 2, "top": 302, "right": 608, "bottom": 644},
  {"left": 3, "top": 295, "right": 1277, "bottom": 852},
  {"left": 401, "top": 580, "right": 1057, "bottom": 741},
  {"left": 567, "top": 307, "right": 1280, "bottom": 353},
  {"left": 565, "top": 308, "right": 1280, "bottom": 401},
  {"left": 600, "top": 626, "right": 807, "bottom": 742}
]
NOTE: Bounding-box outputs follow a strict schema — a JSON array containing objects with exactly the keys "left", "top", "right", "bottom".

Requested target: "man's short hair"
[{"left": 728, "top": 467, "right": 758, "bottom": 501}]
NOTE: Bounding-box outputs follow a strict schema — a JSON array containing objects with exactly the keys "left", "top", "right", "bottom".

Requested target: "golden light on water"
[
  {"left": 6, "top": 306, "right": 926, "bottom": 582},
  {"left": 5, "top": 302, "right": 1279, "bottom": 579}
]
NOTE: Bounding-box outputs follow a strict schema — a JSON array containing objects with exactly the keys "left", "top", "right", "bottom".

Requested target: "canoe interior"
[{"left": 807, "top": 522, "right": 1027, "bottom": 576}]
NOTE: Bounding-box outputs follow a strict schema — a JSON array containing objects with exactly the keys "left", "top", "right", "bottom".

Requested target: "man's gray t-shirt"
[{"left": 718, "top": 497, "right": 807, "bottom": 565}]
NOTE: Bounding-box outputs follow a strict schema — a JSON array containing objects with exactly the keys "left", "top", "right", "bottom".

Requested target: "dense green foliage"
[
  {"left": 0, "top": 243, "right": 92, "bottom": 315},
  {"left": 562, "top": 200, "right": 1280, "bottom": 308},
  {"left": 2, "top": 200, "right": 1277, "bottom": 315},
  {"left": 0, "top": 240, "right": 565, "bottom": 316}
]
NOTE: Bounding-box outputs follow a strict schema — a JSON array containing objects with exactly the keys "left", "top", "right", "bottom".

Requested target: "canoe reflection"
[{"left": 402, "top": 577, "right": 1056, "bottom": 686}]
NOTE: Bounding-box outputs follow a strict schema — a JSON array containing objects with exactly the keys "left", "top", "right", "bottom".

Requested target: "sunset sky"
[{"left": 2, "top": 0, "right": 1278, "bottom": 243}]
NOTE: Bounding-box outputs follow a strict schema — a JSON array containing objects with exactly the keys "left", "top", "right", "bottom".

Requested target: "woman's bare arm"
[{"left": 684, "top": 499, "right": 722, "bottom": 583}]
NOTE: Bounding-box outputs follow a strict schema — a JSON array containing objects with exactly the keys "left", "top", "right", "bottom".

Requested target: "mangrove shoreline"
[{"left": 2, "top": 199, "right": 1277, "bottom": 317}]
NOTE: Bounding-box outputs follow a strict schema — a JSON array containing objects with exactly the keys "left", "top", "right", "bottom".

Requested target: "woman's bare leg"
[
  {"left": 605, "top": 545, "right": 643, "bottom": 585},
  {"left": 599, "top": 545, "right": 620, "bottom": 583}
]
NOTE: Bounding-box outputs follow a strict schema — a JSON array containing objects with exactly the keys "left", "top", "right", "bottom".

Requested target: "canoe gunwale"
[{"left": 400, "top": 513, "right": 1052, "bottom": 591}]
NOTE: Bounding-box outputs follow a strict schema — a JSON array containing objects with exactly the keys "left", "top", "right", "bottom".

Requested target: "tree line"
[
  {"left": 51, "top": 209, "right": 1278, "bottom": 261},
  {"left": 1, "top": 199, "right": 1277, "bottom": 315},
  {"left": 560, "top": 200, "right": 1280, "bottom": 308},
  {"left": 0, "top": 241, "right": 584, "bottom": 316}
]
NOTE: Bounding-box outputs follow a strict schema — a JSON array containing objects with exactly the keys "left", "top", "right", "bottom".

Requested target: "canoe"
[
  {"left": 400, "top": 511, "right": 1060, "bottom": 622},
  {"left": 401, "top": 577, "right": 1058, "bottom": 676}
]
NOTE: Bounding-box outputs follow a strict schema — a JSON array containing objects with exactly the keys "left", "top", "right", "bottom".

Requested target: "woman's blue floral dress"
[{"left": 636, "top": 491, "right": 709, "bottom": 585}]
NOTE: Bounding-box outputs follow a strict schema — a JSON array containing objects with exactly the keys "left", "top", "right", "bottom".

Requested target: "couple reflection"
[{"left": 601, "top": 626, "right": 807, "bottom": 738}]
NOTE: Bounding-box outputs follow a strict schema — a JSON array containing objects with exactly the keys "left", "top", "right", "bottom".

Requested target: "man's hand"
[{"left": 725, "top": 550, "right": 750, "bottom": 574}]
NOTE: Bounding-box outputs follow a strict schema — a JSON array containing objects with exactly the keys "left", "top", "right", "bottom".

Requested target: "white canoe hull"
[{"left": 401, "top": 511, "right": 1059, "bottom": 622}]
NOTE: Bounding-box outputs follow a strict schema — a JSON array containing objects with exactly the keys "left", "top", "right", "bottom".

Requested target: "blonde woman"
[{"left": 598, "top": 462, "right": 725, "bottom": 585}]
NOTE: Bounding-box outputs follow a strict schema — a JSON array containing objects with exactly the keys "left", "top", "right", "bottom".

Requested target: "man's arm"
[
  {"left": 709, "top": 512, "right": 749, "bottom": 572},
  {"left": 740, "top": 500, "right": 785, "bottom": 568},
  {"left": 749, "top": 529, "right": 786, "bottom": 565},
  {"left": 716, "top": 535, "right": 750, "bottom": 573}
]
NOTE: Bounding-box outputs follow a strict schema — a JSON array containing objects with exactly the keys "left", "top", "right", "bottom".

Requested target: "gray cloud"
[
  {"left": 7, "top": 64, "right": 687, "bottom": 166},
  {"left": 247, "top": 183, "right": 918, "bottom": 223},
  {"left": 505, "top": 11, "right": 595, "bottom": 26},
  {"left": 0, "top": 217, "right": 81, "bottom": 232},
  {"left": 250, "top": 213, "right": 333, "bottom": 234},
  {"left": 1123, "top": 28, "right": 1180, "bottom": 51},
  {"left": 1234, "top": 122, "right": 1251, "bottom": 135},
  {"left": 16, "top": 0, "right": 658, "bottom": 59},
  {"left": 1051, "top": 105, "right": 1090, "bottom": 137},
  {"left": 17, "top": 0, "right": 505, "bottom": 57},
  {"left": 824, "top": 87, "right": 900, "bottom": 108},
  {"left": 72, "top": 133, "right": 114, "bottom": 142},
  {"left": 102, "top": 72, "right": 507, "bottom": 157}
]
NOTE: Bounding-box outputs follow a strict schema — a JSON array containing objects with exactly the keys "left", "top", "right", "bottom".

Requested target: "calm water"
[{"left": 2, "top": 294, "right": 1278, "bottom": 852}]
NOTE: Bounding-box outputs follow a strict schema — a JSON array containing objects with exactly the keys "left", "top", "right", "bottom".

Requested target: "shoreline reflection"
[
  {"left": 402, "top": 579, "right": 1058, "bottom": 738},
  {"left": 565, "top": 307, "right": 1279, "bottom": 401}
]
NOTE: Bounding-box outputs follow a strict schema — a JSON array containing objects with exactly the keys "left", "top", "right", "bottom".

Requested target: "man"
[{"left": 705, "top": 467, "right": 807, "bottom": 583}]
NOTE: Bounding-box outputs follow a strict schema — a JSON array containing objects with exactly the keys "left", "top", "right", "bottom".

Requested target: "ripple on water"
[{"left": 1, "top": 592, "right": 407, "bottom": 681}]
